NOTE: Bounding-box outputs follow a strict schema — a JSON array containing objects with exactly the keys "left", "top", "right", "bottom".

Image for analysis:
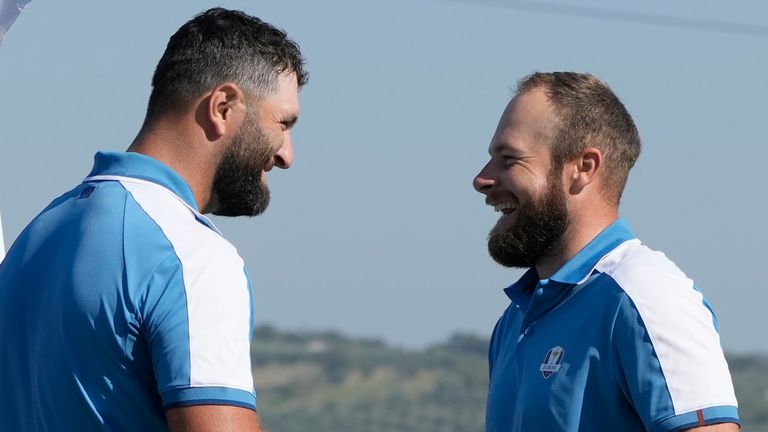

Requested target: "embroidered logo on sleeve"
[{"left": 539, "top": 346, "right": 565, "bottom": 378}]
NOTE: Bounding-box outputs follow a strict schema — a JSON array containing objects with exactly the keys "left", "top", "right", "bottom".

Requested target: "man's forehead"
[
  {"left": 263, "top": 73, "right": 300, "bottom": 110},
  {"left": 488, "top": 90, "right": 555, "bottom": 154},
  {"left": 505, "top": 89, "right": 555, "bottom": 125},
  {"left": 278, "top": 70, "right": 299, "bottom": 89}
]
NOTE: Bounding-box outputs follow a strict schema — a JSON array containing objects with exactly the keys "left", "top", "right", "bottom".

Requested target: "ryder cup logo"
[{"left": 539, "top": 346, "right": 565, "bottom": 379}]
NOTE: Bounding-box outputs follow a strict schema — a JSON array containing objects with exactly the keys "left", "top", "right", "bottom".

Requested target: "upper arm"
[
  {"left": 610, "top": 291, "right": 739, "bottom": 432},
  {"left": 599, "top": 248, "right": 740, "bottom": 432},
  {"left": 166, "top": 405, "right": 262, "bottom": 432},
  {"left": 683, "top": 423, "right": 740, "bottom": 431},
  {"left": 142, "top": 251, "right": 256, "bottom": 409}
]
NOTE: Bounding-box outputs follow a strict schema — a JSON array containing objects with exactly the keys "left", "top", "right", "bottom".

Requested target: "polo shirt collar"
[
  {"left": 86, "top": 151, "right": 199, "bottom": 211},
  {"left": 503, "top": 218, "right": 635, "bottom": 304},
  {"left": 548, "top": 218, "right": 635, "bottom": 285}
]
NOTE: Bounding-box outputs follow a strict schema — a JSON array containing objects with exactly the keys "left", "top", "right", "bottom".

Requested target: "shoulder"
[
  {"left": 120, "top": 179, "right": 244, "bottom": 271},
  {"left": 595, "top": 239, "right": 709, "bottom": 318},
  {"left": 596, "top": 238, "right": 718, "bottom": 355},
  {"left": 596, "top": 239, "right": 692, "bottom": 293},
  {"left": 117, "top": 180, "right": 250, "bottom": 319}
]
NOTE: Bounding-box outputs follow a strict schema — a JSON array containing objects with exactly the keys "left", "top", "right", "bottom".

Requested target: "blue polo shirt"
[
  {"left": 0, "top": 152, "right": 256, "bottom": 431},
  {"left": 486, "top": 219, "right": 739, "bottom": 432}
]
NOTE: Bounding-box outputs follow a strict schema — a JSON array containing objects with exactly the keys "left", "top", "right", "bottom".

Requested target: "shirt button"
[{"left": 524, "top": 326, "right": 534, "bottom": 337}]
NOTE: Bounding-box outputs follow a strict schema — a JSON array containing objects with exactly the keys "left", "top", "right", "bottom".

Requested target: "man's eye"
[
  {"left": 280, "top": 116, "right": 298, "bottom": 131},
  {"left": 502, "top": 156, "right": 519, "bottom": 166}
]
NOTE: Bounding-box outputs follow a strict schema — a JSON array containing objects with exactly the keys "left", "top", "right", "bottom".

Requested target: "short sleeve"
[
  {"left": 611, "top": 294, "right": 739, "bottom": 432},
  {"left": 141, "top": 251, "right": 256, "bottom": 410}
]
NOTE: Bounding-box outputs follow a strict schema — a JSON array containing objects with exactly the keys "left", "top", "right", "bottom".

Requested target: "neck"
[
  {"left": 535, "top": 208, "right": 618, "bottom": 279},
  {"left": 127, "top": 119, "right": 219, "bottom": 212}
]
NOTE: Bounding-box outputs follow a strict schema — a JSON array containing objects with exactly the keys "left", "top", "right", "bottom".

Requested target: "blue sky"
[{"left": 1, "top": 0, "right": 766, "bottom": 353}]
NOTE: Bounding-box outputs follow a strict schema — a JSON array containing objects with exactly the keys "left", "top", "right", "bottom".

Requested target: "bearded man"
[
  {"left": 0, "top": 8, "right": 306, "bottom": 432},
  {"left": 474, "top": 72, "right": 739, "bottom": 432}
]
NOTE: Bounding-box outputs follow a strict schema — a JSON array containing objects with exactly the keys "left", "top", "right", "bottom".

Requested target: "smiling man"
[
  {"left": 474, "top": 72, "right": 739, "bottom": 431},
  {"left": 0, "top": 8, "right": 306, "bottom": 432}
]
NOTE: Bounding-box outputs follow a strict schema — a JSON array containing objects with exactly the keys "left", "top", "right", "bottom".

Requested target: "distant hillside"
[{"left": 250, "top": 326, "right": 768, "bottom": 432}]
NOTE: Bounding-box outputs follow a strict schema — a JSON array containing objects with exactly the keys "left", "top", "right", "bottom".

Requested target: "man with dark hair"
[
  {"left": 0, "top": 8, "right": 306, "bottom": 431},
  {"left": 475, "top": 72, "right": 739, "bottom": 431}
]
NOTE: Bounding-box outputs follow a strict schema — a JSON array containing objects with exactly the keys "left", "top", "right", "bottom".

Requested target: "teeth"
[{"left": 494, "top": 202, "right": 517, "bottom": 212}]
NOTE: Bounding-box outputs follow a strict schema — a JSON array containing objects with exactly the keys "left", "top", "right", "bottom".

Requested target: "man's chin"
[
  {"left": 488, "top": 231, "right": 524, "bottom": 268},
  {"left": 487, "top": 225, "right": 551, "bottom": 269},
  {"left": 489, "top": 217, "right": 517, "bottom": 244},
  {"left": 488, "top": 247, "right": 539, "bottom": 269},
  {"left": 249, "top": 189, "right": 270, "bottom": 216},
  {"left": 209, "top": 198, "right": 269, "bottom": 217},
  {"left": 248, "top": 201, "right": 269, "bottom": 217},
  {"left": 208, "top": 183, "right": 271, "bottom": 217}
]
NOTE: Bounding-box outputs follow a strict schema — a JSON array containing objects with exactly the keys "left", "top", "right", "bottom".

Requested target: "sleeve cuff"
[
  {"left": 650, "top": 405, "right": 739, "bottom": 432},
  {"left": 160, "top": 386, "right": 257, "bottom": 410}
]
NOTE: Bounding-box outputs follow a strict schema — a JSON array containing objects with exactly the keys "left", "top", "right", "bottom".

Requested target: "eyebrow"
[{"left": 488, "top": 142, "right": 523, "bottom": 157}]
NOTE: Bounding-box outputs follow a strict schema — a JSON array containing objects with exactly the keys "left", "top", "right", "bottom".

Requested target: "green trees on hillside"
[{"left": 251, "top": 326, "right": 768, "bottom": 432}]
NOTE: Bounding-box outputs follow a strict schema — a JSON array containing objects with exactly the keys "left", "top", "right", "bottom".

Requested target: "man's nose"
[
  {"left": 473, "top": 164, "right": 494, "bottom": 194},
  {"left": 274, "top": 133, "right": 294, "bottom": 169}
]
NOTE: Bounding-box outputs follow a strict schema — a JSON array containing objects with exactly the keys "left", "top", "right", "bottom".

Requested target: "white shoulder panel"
[
  {"left": 596, "top": 239, "right": 737, "bottom": 414},
  {"left": 118, "top": 178, "right": 253, "bottom": 393}
]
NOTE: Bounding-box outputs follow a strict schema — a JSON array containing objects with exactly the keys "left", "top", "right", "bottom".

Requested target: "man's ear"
[
  {"left": 205, "top": 82, "right": 246, "bottom": 138},
  {"left": 568, "top": 147, "right": 603, "bottom": 195}
]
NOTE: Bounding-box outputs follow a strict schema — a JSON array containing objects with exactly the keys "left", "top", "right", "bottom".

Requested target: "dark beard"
[
  {"left": 208, "top": 121, "right": 274, "bottom": 217},
  {"left": 487, "top": 174, "right": 570, "bottom": 268}
]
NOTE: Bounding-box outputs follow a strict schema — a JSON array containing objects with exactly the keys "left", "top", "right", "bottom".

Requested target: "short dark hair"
[
  {"left": 517, "top": 72, "right": 640, "bottom": 205},
  {"left": 146, "top": 8, "right": 308, "bottom": 119}
]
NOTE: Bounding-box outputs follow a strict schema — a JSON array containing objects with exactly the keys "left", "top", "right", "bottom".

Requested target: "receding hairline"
[{"left": 497, "top": 87, "right": 561, "bottom": 155}]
